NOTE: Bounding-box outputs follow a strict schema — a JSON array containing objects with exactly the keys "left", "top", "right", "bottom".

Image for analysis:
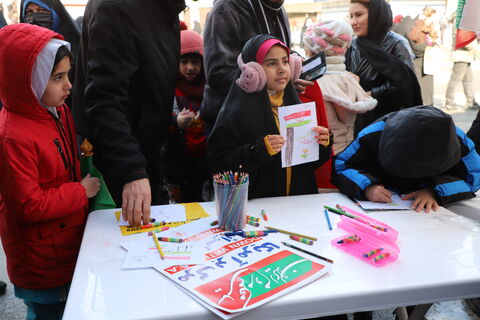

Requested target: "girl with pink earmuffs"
[{"left": 207, "top": 34, "right": 332, "bottom": 200}]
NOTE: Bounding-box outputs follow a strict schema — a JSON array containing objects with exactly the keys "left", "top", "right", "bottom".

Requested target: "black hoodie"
[
  {"left": 208, "top": 35, "right": 331, "bottom": 200},
  {"left": 332, "top": 106, "right": 480, "bottom": 205}
]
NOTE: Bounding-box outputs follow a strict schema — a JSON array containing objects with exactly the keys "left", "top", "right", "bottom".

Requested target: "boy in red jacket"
[
  {"left": 166, "top": 30, "right": 210, "bottom": 203},
  {"left": 0, "top": 24, "right": 99, "bottom": 319}
]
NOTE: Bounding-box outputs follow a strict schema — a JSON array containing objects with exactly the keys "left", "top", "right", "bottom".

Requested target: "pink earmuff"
[{"left": 236, "top": 53, "right": 303, "bottom": 93}]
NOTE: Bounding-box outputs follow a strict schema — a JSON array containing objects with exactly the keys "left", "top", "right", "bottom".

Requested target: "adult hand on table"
[
  {"left": 402, "top": 188, "right": 439, "bottom": 213},
  {"left": 122, "top": 178, "right": 151, "bottom": 226},
  {"left": 365, "top": 184, "right": 392, "bottom": 203}
]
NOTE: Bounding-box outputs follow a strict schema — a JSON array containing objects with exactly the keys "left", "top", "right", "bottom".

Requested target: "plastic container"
[
  {"left": 331, "top": 205, "right": 399, "bottom": 267},
  {"left": 214, "top": 181, "right": 249, "bottom": 231}
]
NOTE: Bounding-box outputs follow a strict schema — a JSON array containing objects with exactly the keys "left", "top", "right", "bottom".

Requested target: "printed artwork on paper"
[
  {"left": 278, "top": 102, "right": 319, "bottom": 168},
  {"left": 158, "top": 237, "right": 329, "bottom": 313}
]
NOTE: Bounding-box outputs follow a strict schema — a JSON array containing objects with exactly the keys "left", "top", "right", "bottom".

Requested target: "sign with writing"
[{"left": 158, "top": 237, "right": 329, "bottom": 314}]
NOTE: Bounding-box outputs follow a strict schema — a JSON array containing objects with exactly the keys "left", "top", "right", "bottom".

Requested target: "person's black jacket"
[
  {"left": 467, "top": 111, "right": 480, "bottom": 155},
  {"left": 208, "top": 78, "right": 331, "bottom": 200},
  {"left": 72, "top": 0, "right": 184, "bottom": 204},
  {"left": 346, "top": 31, "right": 417, "bottom": 131},
  {"left": 201, "top": 0, "right": 291, "bottom": 129},
  {"left": 333, "top": 106, "right": 480, "bottom": 206}
]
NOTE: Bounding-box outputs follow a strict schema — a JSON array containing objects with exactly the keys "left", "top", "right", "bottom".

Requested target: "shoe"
[
  {"left": 442, "top": 105, "right": 460, "bottom": 113},
  {"left": 468, "top": 101, "right": 480, "bottom": 110},
  {"left": 0, "top": 280, "right": 6, "bottom": 295}
]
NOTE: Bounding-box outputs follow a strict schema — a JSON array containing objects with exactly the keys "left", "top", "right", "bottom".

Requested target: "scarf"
[
  {"left": 325, "top": 56, "right": 346, "bottom": 72},
  {"left": 356, "top": 0, "right": 422, "bottom": 108}
]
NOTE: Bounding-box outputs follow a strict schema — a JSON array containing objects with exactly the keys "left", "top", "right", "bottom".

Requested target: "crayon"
[
  {"left": 246, "top": 220, "right": 260, "bottom": 227},
  {"left": 158, "top": 237, "right": 183, "bottom": 243},
  {"left": 373, "top": 252, "right": 391, "bottom": 263},
  {"left": 210, "top": 220, "right": 218, "bottom": 226},
  {"left": 152, "top": 234, "right": 165, "bottom": 260},
  {"left": 147, "top": 227, "right": 170, "bottom": 236},
  {"left": 246, "top": 215, "right": 260, "bottom": 222},
  {"left": 261, "top": 209, "right": 268, "bottom": 221},
  {"left": 244, "top": 231, "right": 268, "bottom": 237},
  {"left": 141, "top": 221, "right": 165, "bottom": 229},
  {"left": 289, "top": 235, "right": 314, "bottom": 245},
  {"left": 149, "top": 218, "right": 156, "bottom": 222},
  {"left": 362, "top": 248, "right": 383, "bottom": 258},
  {"left": 337, "top": 235, "right": 361, "bottom": 244}
]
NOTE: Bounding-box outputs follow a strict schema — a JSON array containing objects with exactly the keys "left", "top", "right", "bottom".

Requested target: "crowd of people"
[{"left": 0, "top": 0, "right": 480, "bottom": 319}]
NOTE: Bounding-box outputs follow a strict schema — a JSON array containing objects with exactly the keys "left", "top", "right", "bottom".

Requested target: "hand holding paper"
[{"left": 312, "top": 126, "right": 330, "bottom": 147}]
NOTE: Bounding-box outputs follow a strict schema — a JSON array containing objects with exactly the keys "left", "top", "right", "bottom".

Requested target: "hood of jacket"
[
  {"left": 0, "top": 23, "right": 63, "bottom": 119},
  {"left": 379, "top": 105, "right": 461, "bottom": 178}
]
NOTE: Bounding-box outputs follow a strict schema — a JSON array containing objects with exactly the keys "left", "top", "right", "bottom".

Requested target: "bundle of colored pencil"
[{"left": 213, "top": 171, "right": 249, "bottom": 231}]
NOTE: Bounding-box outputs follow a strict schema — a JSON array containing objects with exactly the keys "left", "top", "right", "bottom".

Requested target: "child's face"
[
  {"left": 179, "top": 55, "right": 202, "bottom": 81},
  {"left": 41, "top": 57, "right": 72, "bottom": 107},
  {"left": 261, "top": 45, "right": 290, "bottom": 92}
]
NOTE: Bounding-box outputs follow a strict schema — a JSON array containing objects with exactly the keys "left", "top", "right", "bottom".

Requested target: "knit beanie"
[
  {"left": 303, "top": 20, "right": 353, "bottom": 56},
  {"left": 180, "top": 30, "right": 203, "bottom": 56}
]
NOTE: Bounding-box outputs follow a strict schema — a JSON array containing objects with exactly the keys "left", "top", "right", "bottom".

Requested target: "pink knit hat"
[
  {"left": 303, "top": 20, "right": 354, "bottom": 56},
  {"left": 180, "top": 30, "right": 203, "bottom": 56}
]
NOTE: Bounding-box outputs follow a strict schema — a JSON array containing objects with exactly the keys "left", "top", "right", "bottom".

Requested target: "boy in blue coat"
[{"left": 333, "top": 105, "right": 480, "bottom": 212}]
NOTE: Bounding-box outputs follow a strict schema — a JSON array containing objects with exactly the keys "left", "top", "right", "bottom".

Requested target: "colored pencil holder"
[{"left": 213, "top": 181, "right": 249, "bottom": 231}]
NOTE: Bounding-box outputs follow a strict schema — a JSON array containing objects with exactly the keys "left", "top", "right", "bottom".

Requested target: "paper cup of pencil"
[{"left": 213, "top": 171, "right": 249, "bottom": 231}]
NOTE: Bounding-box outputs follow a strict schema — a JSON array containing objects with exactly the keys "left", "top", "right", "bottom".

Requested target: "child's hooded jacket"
[
  {"left": 333, "top": 105, "right": 480, "bottom": 205},
  {"left": 208, "top": 35, "right": 331, "bottom": 199},
  {"left": 0, "top": 23, "right": 87, "bottom": 289}
]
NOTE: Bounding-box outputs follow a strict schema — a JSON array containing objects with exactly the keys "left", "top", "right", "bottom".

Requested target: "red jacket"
[
  {"left": 299, "top": 81, "right": 336, "bottom": 189},
  {"left": 0, "top": 24, "right": 88, "bottom": 289}
]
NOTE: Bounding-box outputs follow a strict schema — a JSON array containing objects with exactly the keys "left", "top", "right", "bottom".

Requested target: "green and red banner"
[{"left": 159, "top": 237, "right": 330, "bottom": 317}]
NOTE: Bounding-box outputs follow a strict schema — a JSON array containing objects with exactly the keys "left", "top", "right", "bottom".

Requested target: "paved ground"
[{"left": 1, "top": 47, "right": 480, "bottom": 319}]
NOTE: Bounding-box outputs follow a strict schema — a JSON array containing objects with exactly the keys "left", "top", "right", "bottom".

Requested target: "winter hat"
[
  {"left": 379, "top": 106, "right": 461, "bottom": 178},
  {"left": 303, "top": 20, "right": 353, "bottom": 56},
  {"left": 180, "top": 30, "right": 203, "bottom": 56},
  {"left": 235, "top": 34, "right": 302, "bottom": 93}
]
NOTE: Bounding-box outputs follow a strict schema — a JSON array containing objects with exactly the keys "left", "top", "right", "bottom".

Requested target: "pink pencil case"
[{"left": 331, "top": 206, "right": 399, "bottom": 267}]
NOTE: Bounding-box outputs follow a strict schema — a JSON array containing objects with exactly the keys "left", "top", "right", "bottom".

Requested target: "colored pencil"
[
  {"left": 324, "top": 209, "right": 332, "bottom": 230},
  {"left": 152, "top": 234, "right": 165, "bottom": 260},
  {"left": 282, "top": 242, "right": 334, "bottom": 264},
  {"left": 266, "top": 226, "right": 317, "bottom": 241}
]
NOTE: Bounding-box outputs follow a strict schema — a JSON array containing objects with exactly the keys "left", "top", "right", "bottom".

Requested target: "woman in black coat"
[{"left": 346, "top": 0, "right": 422, "bottom": 134}]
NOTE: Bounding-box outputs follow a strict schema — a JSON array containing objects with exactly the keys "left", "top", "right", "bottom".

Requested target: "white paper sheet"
[
  {"left": 118, "top": 204, "right": 187, "bottom": 226},
  {"left": 121, "top": 236, "right": 205, "bottom": 269},
  {"left": 278, "top": 102, "right": 319, "bottom": 168},
  {"left": 355, "top": 194, "right": 413, "bottom": 210}
]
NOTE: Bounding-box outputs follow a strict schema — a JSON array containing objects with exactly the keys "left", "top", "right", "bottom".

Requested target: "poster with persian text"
[
  {"left": 279, "top": 102, "right": 318, "bottom": 168},
  {"left": 158, "top": 236, "right": 329, "bottom": 314}
]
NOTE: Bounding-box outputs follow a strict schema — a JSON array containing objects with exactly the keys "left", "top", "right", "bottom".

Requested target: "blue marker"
[{"left": 324, "top": 209, "right": 332, "bottom": 230}]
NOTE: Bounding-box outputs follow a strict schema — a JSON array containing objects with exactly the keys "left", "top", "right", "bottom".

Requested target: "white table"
[
  {"left": 63, "top": 193, "right": 480, "bottom": 320},
  {"left": 446, "top": 192, "right": 480, "bottom": 223}
]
